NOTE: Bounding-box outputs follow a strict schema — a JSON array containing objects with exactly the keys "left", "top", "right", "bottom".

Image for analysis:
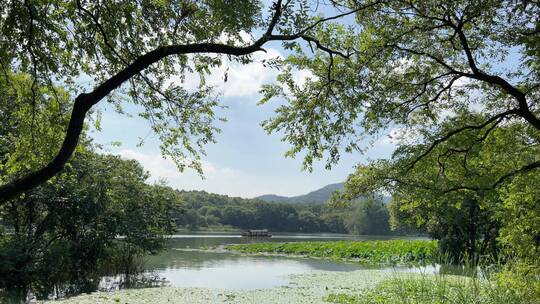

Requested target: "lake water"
[
  {"left": 133, "top": 232, "right": 430, "bottom": 290},
  {"left": 5, "top": 233, "right": 437, "bottom": 302}
]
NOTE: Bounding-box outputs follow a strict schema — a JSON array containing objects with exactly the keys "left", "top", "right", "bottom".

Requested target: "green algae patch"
[{"left": 227, "top": 240, "right": 438, "bottom": 265}]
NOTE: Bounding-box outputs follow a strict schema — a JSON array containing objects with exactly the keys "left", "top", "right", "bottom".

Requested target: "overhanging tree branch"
[
  {"left": 452, "top": 19, "right": 540, "bottom": 130},
  {"left": 0, "top": 1, "right": 283, "bottom": 203},
  {"left": 387, "top": 19, "right": 540, "bottom": 131},
  {"left": 0, "top": 0, "right": 369, "bottom": 203}
]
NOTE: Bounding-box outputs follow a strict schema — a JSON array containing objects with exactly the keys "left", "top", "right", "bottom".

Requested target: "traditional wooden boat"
[{"left": 241, "top": 229, "right": 272, "bottom": 237}]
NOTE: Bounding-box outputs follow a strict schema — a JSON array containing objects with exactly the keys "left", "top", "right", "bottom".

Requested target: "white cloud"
[
  {"left": 222, "top": 48, "right": 283, "bottom": 97},
  {"left": 292, "top": 69, "right": 316, "bottom": 87},
  {"left": 217, "top": 31, "right": 254, "bottom": 45},
  {"left": 374, "top": 127, "right": 419, "bottom": 147},
  {"left": 391, "top": 57, "right": 415, "bottom": 74},
  {"left": 118, "top": 149, "right": 180, "bottom": 180},
  {"left": 115, "top": 149, "right": 338, "bottom": 198},
  {"left": 116, "top": 149, "right": 250, "bottom": 195},
  {"left": 453, "top": 76, "right": 473, "bottom": 88},
  {"left": 170, "top": 48, "right": 283, "bottom": 100},
  {"left": 117, "top": 149, "right": 235, "bottom": 180}
]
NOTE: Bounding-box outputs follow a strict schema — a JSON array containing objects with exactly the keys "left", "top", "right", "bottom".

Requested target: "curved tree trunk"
[{"left": 0, "top": 42, "right": 271, "bottom": 203}]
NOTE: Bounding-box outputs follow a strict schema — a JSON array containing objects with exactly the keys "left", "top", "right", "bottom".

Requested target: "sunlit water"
[
  {"left": 141, "top": 232, "right": 430, "bottom": 290},
  {"left": 5, "top": 233, "right": 439, "bottom": 302}
]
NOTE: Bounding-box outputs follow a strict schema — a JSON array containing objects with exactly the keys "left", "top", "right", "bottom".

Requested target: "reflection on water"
[
  {"left": 146, "top": 251, "right": 368, "bottom": 289},
  {"left": 142, "top": 232, "right": 419, "bottom": 290},
  {"left": 1, "top": 273, "right": 167, "bottom": 304},
  {"left": 99, "top": 272, "right": 169, "bottom": 292},
  {"left": 1, "top": 233, "right": 430, "bottom": 302}
]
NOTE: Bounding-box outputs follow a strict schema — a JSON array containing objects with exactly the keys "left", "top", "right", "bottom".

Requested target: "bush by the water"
[
  {"left": 227, "top": 240, "right": 438, "bottom": 264},
  {"left": 0, "top": 151, "right": 176, "bottom": 301}
]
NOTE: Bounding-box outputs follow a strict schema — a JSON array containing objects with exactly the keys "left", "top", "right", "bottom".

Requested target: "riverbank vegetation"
[
  {"left": 324, "top": 273, "right": 535, "bottom": 304},
  {"left": 227, "top": 240, "right": 437, "bottom": 265},
  {"left": 0, "top": 74, "right": 179, "bottom": 299}
]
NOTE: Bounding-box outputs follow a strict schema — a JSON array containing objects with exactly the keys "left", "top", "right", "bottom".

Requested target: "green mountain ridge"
[{"left": 256, "top": 183, "right": 344, "bottom": 204}]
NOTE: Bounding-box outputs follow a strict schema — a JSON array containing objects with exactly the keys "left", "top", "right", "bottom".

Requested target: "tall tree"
[
  {"left": 343, "top": 199, "right": 390, "bottom": 235},
  {"left": 332, "top": 118, "right": 537, "bottom": 261},
  {"left": 0, "top": 73, "right": 178, "bottom": 293},
  {"left": 0, "top": 150, "right": 178, "bottom": 294}
]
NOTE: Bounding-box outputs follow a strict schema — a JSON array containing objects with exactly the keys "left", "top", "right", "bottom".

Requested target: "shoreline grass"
[
  {"left": 324, "top": 274, "right": 530, "bottom": 304},
  {"left": 39, "top": 268, "right": 532, "bottom": 304},
  {"left": 226, "top": 240, "right": 438, "bottom": 265}
]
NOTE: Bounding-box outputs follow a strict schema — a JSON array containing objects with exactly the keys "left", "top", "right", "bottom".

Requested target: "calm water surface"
[
  {"left": 141, "top": 232, "right": 427, "bottom": 290},
  {"left": 6, "top": 233, "right": 435, "bottom": 302}
]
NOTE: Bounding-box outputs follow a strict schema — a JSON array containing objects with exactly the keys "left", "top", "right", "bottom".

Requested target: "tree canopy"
[
  {"left": 0, "top": 0, "right": 368, "bottom": 201},
  {"left": 263, "top": 0, "right": 539, "bottom": 174},
  {"left": 4, "top": 1, "right": 537, "bottom": 203},
  {"left": 0, "top": 72, "right": 178, "bottom": 296}
]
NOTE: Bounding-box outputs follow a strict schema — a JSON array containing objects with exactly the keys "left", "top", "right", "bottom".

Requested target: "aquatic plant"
[{"left": 227, "top": 240, "right": 438, "bottom": 265}]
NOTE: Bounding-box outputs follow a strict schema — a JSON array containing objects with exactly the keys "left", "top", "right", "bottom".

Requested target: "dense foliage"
[
  {"left": 173, "top": 192, "right": 398, "bottom": 235},
  {"left": 0, "top": 74, "right": 178, "bottom": 300},
  {"left": 333, "top": 118, "right": 538, "bottom": 264},
  {"left": 0, "top": 150, "right": 178, "bottom": 299},
  {"left": 227, "top": 240, "right": 438, "bottom": 265}
]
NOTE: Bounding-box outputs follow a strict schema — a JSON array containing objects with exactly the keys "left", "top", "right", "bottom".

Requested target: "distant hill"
[{"left": 256, "top": 182, "right": 344, "bottom": 204}]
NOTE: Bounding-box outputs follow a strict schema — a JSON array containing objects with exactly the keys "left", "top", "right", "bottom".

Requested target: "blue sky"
[
  {"left": 89, "top": 44, "right": 396, "bottom": 198},
  {"left": 89, "top": 7, "right": 397, "bottom": 198}
]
